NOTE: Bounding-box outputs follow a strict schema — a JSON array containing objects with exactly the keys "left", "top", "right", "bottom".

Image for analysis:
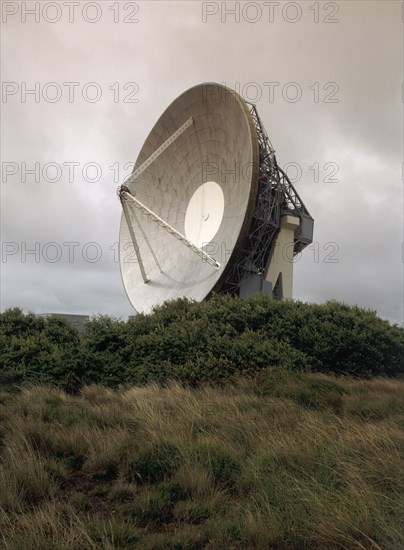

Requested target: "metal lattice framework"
[{"left": 219, "top": 104, "right": 314, "bottom": 296}]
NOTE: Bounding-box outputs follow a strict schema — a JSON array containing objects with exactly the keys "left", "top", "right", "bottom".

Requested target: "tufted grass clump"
[{"left": 0, "top": 373, "right": 403, "bottom": 549}]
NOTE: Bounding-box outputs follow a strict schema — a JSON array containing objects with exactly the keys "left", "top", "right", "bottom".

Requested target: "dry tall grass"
[{"left": 0, "top": 373, "right": 403, "bottom": 549}]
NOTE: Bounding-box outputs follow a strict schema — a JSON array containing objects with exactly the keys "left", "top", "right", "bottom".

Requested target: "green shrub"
[{"left": 1, "top": 296, "right": 403, "bottom": 391}]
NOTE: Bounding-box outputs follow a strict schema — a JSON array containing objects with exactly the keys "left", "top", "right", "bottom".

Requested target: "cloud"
[{"left": 1, "top": 0, "right": 402, "bottom": 325}]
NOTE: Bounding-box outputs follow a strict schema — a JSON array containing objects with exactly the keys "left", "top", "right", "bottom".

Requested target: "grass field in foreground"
[{"left": 0, "top": 371, "right": 403, "bottom": 549}]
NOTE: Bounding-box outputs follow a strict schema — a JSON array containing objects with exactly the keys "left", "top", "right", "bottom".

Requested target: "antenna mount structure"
[{"left": 117, "top": 83, "right": 313, "bottom": 313}]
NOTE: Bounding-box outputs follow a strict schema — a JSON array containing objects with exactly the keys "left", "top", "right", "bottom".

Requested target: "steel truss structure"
[{"left": 219, "top": 104, "right": 314, "bottom": 296}]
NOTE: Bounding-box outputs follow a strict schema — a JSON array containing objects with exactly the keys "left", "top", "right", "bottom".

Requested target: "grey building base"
[{"left": 239, "top": 274, "right": 273, "bottom": 300}]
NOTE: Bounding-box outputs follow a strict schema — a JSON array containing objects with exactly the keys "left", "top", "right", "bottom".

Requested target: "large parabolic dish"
[{"left": 118, "top": 83, "right": 314, "bottom": 313}]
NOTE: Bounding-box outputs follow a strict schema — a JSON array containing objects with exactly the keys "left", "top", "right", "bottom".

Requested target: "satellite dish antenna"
[{"left": 118, "top": 83, "right": 313, "bottom": 313}]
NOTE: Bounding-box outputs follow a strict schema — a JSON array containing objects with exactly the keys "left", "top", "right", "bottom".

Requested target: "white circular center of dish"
[{"left": 184, "top": 181, "right": 224, "bottom": 248}]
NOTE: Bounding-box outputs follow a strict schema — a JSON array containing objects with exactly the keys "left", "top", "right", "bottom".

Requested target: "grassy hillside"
[
  {"left": 1, "top": 297, "right": 402, "bottom": 547},
  {"left": 1, "top": 373, "right": 403, "bottom": 549}
]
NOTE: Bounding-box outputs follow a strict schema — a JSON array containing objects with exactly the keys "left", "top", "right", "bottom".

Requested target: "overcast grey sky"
[{"left": 1, "top": 0, "right": 403, "bottom": 325}]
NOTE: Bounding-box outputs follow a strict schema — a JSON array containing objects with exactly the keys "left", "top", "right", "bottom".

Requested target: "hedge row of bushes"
[{"left": 1, "top": 295, "right": 403, "bottom": 391}]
